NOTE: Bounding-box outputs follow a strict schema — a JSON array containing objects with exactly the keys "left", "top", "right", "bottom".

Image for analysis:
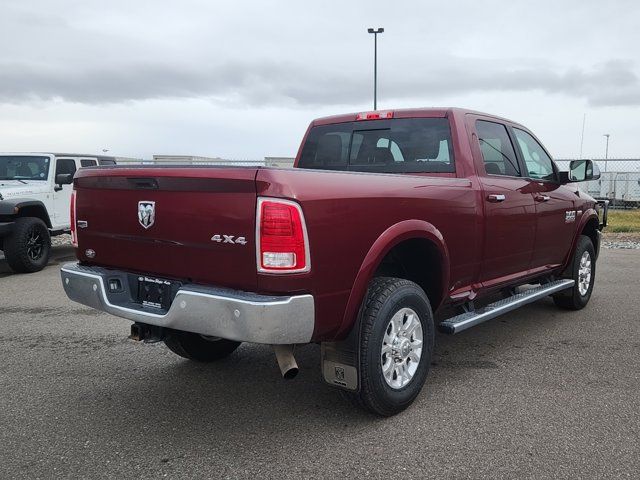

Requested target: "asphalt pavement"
[{"left": 1, "top": 247, "right": 638, "bottom": 479}]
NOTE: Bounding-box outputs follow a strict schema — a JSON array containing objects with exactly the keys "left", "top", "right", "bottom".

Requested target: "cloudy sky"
[{"left": 1, "top": 0, "right": 639, "bottom": 160}]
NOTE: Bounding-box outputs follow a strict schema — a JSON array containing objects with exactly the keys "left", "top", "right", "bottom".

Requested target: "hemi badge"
[
  {"left": 77, "top": 220, "right": 88, "bottom": 228},
  {"left": 565, "top": 211, "right": 576, "bottom": 223}
]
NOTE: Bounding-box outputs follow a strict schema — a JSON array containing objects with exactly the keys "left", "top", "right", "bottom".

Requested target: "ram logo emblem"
[{"left": 138, "top": 201, "right": 155, "bottom": 229}]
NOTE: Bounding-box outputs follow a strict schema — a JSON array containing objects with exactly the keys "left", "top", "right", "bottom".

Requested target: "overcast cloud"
[
  {"left": 3, "top": 58, "right": 639, "bottom": 108},
  {"left": 0, "top": 0, "right": 639, "bottom": 159}
]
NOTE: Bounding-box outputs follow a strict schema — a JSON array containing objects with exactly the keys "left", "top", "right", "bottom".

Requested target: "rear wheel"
[
  {"left": 4, "top": 217, "right": 51, "bottom": 273},
  {"left": 164, "top": 330, "right": 241, "bottom": 362},
  {"left": 553, "top": 235, "right": 596, "bottom": 310},
  {"left": 346, "top": 277, "right": 434, "bottom": 416}
]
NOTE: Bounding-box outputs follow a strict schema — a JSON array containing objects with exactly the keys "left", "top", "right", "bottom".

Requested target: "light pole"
[
  {"left": 603, "top": 134, "right": 610, "bottom": 172},
  {"left": 367, "top": 27, "right": 384, "bottom": 110}
]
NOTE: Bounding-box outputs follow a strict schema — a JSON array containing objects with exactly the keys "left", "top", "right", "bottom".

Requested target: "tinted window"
[
  {"left": 513, "top": 128, "right": 555, "bottom": 181},
  {"left": 55, "top": 158, "right": 77, "bottom": 177},
  {"left": 476, "top": 120, "right": 520, "bottom": 176},
  {"left": 80, "top": 159, "right": 97, "bottom": 167},
  {"left": 298, "top": 118, "right": 455, "bottom": 173},
  {"left": 0, "top": 155, "right": 50, "bottom": 180}
]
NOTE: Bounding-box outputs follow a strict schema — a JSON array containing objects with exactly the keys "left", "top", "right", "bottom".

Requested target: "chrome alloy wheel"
[
  {"left": 381, "top": 307, "right": 423, "bottom": 389},
  {"left": 578, "top": 251, "right": 592, "bottom": 296},
  {"left": 26, "top": 227, "right": 44, "bottom": 261}
]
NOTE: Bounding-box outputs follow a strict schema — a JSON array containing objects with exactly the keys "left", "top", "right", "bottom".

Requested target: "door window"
[
  {"left": 55, "top": 158, "right": 77, "bottom": 177},
  {"left": 476, "top": 121, "right": 520, "bottom": 176},
  {"left": 513, "top": 128, "right": 555, "bottom": 181}
]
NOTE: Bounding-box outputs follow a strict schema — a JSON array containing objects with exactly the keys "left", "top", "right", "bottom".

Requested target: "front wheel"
[
  {"left": 164, "top": 330, "right": 241, "bottom": 362},
  {"left": 553, "top": 235, "right": 596, "bottom": 310},
  {"left": 347, "top": 277, "right": 434, "bottom": 416},
  {"left": 3, "top": 217, "right": 51, "bottom": 273}
]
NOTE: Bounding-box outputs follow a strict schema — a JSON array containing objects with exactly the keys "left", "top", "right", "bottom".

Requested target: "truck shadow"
[{"left": 73, "top": 298, "right": 568, "bottom": 447}]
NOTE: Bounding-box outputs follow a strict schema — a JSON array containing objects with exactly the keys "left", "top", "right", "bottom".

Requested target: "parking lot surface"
[{"left": 1, "top": 247, "right": 638, "bottom": 479}]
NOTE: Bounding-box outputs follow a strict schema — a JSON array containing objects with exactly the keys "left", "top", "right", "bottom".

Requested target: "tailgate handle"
[{"left": 128, "top": 178, "right": 158, "bottom": 189}]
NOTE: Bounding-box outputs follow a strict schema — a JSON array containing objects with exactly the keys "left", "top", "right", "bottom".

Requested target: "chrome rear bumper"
[{"left": 60, "top": 263, "right": 315, "bottom": 344}]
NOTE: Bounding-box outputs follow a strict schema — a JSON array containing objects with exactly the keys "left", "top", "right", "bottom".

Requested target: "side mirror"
[
  {"left": 559, "top": 159, "right": 601, "bottom": 184},
  {"left": 55, "top": 173, "right": 73, "bottom": 186}
]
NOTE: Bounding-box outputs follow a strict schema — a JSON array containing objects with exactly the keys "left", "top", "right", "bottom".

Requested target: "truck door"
[
  {"left": 511, "top": 128, "right": 575, "bottom": 269},
  {"left": 473, "top": 120, "right": 537, "bottom": 285},
  {"left": 52, "top": 158, "right": 77, "bottom": 229}
]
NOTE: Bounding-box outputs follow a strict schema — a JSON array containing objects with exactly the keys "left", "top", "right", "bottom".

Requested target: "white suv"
[{"left": 0, "top": 153, "right": 116, "bottom": 273}]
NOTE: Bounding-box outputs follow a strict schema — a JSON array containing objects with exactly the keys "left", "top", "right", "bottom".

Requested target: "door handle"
[
  {"left": 535, "top": 195, "right": 551, "bottom": 202},
  {"left": 487, "top": 194, "right": 506, "bottom": 203}
]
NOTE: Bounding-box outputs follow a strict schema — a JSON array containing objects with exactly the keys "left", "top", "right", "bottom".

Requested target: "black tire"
[
  {"left": 553, "top": 235, "right": 596, "bottom": 310},
  {"left": 3, "top": 217, "right": 51, "bottom": 273},
  {"left": 346, "top": 277, "right": 434, "bottom": 417},
  {"left": 164, "top": 330, "right": 241, "bottom": 362}
]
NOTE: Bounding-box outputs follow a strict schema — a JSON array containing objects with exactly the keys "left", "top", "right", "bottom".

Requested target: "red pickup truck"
[{"left": 61, "top": 108, "right": 607, "bottom": 416}]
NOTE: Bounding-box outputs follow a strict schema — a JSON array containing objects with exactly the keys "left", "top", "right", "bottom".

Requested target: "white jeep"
[{"left": 0, "top": 153, "right": 116, "bottom": 273}]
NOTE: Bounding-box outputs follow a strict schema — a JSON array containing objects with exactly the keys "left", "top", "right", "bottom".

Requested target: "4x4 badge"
[{"left": 138, "top": 201, "right": 155, "bottom": 229}]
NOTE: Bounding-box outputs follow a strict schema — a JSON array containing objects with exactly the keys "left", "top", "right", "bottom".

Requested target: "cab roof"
[{"left": 310, "top": 107, "right": 520, "bottom": 127}]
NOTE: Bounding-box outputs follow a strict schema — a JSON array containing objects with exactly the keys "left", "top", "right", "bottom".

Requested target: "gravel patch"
[
  {"left": 602, "top": 232, "right": 640, "bottom": 250},
  {"left": 52, "top": 234, "right": 71, "bottom": 246},
  {"left": 603, "top": 241, "right": 640, "bottom": 249}
]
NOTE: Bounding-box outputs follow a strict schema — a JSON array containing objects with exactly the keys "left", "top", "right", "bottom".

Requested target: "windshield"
[
  {"left": 0, "top": 156, "right": 51, "bottom": 181},
  {"left": 298, "top": 118, "right": 455, "bottom": 173}
]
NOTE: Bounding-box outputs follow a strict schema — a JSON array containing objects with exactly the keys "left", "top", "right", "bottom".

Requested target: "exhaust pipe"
[{"left": 272, "top": 345, "right": 299, "bottom": 379}]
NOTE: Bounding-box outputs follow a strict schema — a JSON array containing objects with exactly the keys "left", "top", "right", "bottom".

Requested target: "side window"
[
  {"left": 476, "top": 121, "right": 520, "bottom": 176},
  {"left": 80, "top": 159, "right": 97, "bottom": 167},
  {"left": 513, "top": 128, "right": 555, "bottom": 181},
  {"left": 55, "top": 158, "right": 77, "bottom": 177}
]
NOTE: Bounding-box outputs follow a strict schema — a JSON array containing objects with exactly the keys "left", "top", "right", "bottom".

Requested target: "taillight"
[
  {"left": 70, "top": 189, "right": 77, "bottom": 247},
  {"left": 356, "top": 110, "right": 394, "bottom": 121},
  {"left": 257, "top": 198, "right": 310, "bottom": 273}
]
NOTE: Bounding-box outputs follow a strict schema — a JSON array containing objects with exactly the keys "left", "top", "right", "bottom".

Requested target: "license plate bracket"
[{"left": 136, "top": 276, "right": 178, "bottom": 310}]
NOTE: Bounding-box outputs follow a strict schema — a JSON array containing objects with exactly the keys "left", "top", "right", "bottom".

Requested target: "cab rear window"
[{"left": 298, "top": 118, "right": 454, "bottom": 173}]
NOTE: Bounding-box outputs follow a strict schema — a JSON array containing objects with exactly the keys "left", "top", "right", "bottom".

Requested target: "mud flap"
[{"left": 321, "top": 320, "right": 361, "bottom": 392}]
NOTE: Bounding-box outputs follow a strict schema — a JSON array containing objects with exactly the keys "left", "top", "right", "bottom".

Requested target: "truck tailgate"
[{"left": 74, "top": 166, "right": 258, "bottom": 290}]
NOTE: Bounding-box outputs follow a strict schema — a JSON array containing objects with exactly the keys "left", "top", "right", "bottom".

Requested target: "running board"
[{"left": 439, "top": 279, "right": 575, "bottom": 334}]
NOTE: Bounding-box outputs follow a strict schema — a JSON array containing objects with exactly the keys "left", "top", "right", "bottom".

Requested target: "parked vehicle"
[
  {"left": 60, "top": 108, "right": 606, "bottom": 415},
  {"left": 0, "top": 153, "right": 116, "bottom": 272},
  {"left": 597, "top": 172, "right": 640, "bottom": 207}
]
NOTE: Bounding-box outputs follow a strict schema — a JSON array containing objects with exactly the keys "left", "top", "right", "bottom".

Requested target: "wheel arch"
[
  {"left": 564, "top": 209, "right": 599, "bottom": 268},
  {"left": 0, "top": 200, "right": 52, "bottom": 228},
  {"left": 335, "top": 219, "right": 450, "bottom": 339}
]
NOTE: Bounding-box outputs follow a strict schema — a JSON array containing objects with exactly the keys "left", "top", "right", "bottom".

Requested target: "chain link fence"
[{"left": 556, "top": 159, "right": 640, "bottom": 209}]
